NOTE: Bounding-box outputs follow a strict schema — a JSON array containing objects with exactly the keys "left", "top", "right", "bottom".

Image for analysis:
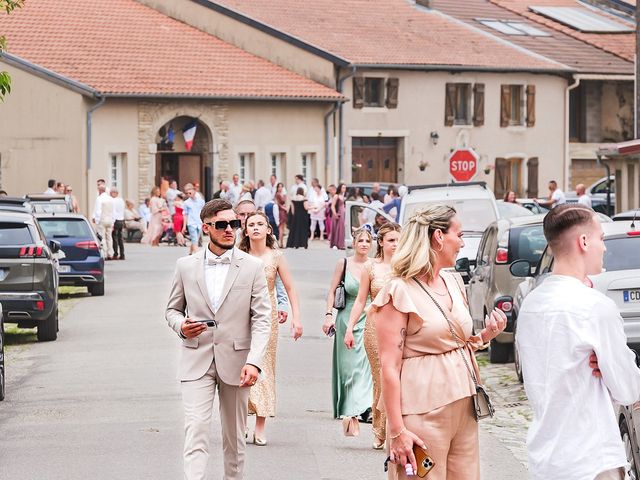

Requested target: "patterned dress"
[
  {"left": 248, "top": 249, "right": 281, "bottom": 417},
  {"left": 364, "top": 260, "right": 390, "bottom": 441}
]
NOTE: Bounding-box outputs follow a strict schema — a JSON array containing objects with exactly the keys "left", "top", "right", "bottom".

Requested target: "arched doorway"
[{"left": 155, "top": 116, "right": 213, "bottom": 198}]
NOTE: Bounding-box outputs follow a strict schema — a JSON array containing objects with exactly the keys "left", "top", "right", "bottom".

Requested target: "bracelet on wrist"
[
  {"left": 325, "top": 312, "right": 333, "bottom": 316},
  {"left": 389, "top": 427, "right": 406, "bottom": 440}
]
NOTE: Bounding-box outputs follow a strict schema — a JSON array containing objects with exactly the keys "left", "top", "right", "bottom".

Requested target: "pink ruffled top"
[{"left": 368, "top": 271, "right": 484, "bottom": 415}]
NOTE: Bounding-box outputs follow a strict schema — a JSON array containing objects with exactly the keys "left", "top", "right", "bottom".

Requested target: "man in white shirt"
[
  {"left": 289, "top": 174, "right": 307, "bottom": 199},
  {"left": 576, "top": 183, "right": 593, "bottom": 208},
  {"left": 165, "top": 180, "right": 182, "bottom": 216},
  {"left": 110, "top": 188, "right": 126, "bottom": 260},
  {"left": 92, "top": 179, "right": 115, "bottom": 259},
  {"left": 517, "top": 203, "right": 640, "bottom": 480},
  {"left": 43, "top": 179, "right": 56, "bottom": 195},
  {"left": 538, "top": 180, "right": 566, "bottom": 209},
  {"left": 365, "top": 191, "right": 385, "bottom": 224},
  {"left": 253, "top": 180, "right": 272, "bottom": 211},
  {"left": 307, "top": 177, "right": 328, "bottom": 203},
  {"left": 268, "top": 174, "right": 285, "bottom": 199},
  {"left": 229, "top": 174, "right": 243, "bottom": 207}
]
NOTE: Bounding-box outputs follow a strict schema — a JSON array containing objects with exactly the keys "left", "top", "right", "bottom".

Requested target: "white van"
[{"left": 345, "top": 182, "right": 500, "bottom": 268}]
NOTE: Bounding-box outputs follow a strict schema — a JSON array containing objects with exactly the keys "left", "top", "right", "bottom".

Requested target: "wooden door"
[
  {"left": 352, "top": 138, "right": 397, "bottom": 183},
  {"left": 178, "top": 155, "right": 202, "bottom": 190}
]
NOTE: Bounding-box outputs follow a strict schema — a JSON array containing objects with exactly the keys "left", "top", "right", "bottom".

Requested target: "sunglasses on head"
[{"left": 204, "top": 220, "right": 242, "bottom": 230}]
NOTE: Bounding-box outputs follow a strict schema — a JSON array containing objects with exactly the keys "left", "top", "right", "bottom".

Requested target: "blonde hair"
[
  {"left": 375, "top": 222, "right": 401, "bottom": 259},
  {"left": 391, "top": 204, "right": 456, "bottom": 280},
  {"left": 353, "top": 227, "right": 373, "bottom": 249}
]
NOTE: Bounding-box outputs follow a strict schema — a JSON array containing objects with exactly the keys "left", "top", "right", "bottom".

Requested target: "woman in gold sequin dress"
[
  {"left": 239, "top": 211, "right": 303, "bottom": 446},
  {"left": 344, "top": 222, "right": 401, "bottom": 449}
]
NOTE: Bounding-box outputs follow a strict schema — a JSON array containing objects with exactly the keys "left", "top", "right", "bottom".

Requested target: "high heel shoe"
[
  {"left": 253, "top": 433, "right": 267, "bottom": 446},
  {"left": 372, "top": 436, "right": 385, "bottom": 450}
]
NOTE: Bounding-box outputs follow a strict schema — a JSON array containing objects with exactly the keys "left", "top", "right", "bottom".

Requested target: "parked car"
[
  {"left": 346, "top": 182, "right": 389, "bottom": 200},
  {"left": 0, "top": 210, "right": 60, "bottom": 341},
  {"left": 496, "top": 200, "right": 535, "bottom": 219},
  {"left": 35, "top": 213, "right": 105, "bottom": 296},
  {"left": 613, "top": 209, "right": 640, "bottom": 222},
  {"left": 514, "top": 198, "right": 549, "bottom": 215},
  {"left": 0, "top": 302, "right": 4, "bottom": 401},
  {"left": 510, "top": 219, "right": 640, "bottom": 381},
  {"left": 460, "top": 214, "right": 547, "bottom": 363},
  {"left": 25, "top": 194, "right": 72, "bottom": 214},
  {"left": 0, "top": 197, "right": 32, "bottom": 214}
]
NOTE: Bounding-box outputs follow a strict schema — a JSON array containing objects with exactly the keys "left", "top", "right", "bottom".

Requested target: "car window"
[
  {"left": 537, "top": 247, "right": 554, "bottom": 275},
  {"left": 476, "top": 230, "right": 490, "bottom": 266},
  {"left": 509, "top": 225, "right": 546, "bottom": 264},
  {"left": 38, "top": 218, "right": 93, "bottom": 239},
  {"left": 497, "top": 201, "right": 534, "bottom": 219},
  {"left": 592, "top": 179, "right": 615, "bottom": 195},
  {"left": 0, "top": 222, "right": 34, "bottom": 245},
  {"left": 486, "top": 227, "right": 499, "bottom": 263},
  {"left": 603, "top": 237, "right": 640, "bottom": 272},
  {"left": 403, "top": 199, "right": 497, "bottom": 233}
]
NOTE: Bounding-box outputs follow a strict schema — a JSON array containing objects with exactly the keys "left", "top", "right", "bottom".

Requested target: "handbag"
[
  {"left": 342, "top": 416, "right": 360, "bottom": 437},
  {"left": 413, "top": 278, "right": 495, "bottom": 421},
  {"left": 333, "top": 258, "right": 347, "bottom": 310}
]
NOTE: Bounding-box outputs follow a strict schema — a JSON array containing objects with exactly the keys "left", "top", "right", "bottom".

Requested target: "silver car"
[{"left": 510, "top": 219, "right": 640, "bottom": 381}]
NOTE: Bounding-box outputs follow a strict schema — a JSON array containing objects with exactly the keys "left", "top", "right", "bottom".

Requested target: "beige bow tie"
[{"left": 207, "top": 257, "right": 231, "bottom": 265}]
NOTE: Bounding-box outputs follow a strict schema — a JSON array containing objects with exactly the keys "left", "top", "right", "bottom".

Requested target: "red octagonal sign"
[{"left": 449, "top": 148, "right": 479, "bottom": 182}]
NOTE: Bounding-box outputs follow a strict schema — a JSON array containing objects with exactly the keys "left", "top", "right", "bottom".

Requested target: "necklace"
[{"left": 426, "top": 281, "right": 449, "bottom": 297}]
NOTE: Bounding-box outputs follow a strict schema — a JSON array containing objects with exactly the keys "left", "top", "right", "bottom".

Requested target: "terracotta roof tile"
[
  {"left": 489, "top": 0, "right": 636, "bottom": 62},
  {"left": 206, "top": 0, "right": 566, "bottom": 71},
  {"left": 432, "top": 0, "right": 633, "bottom": 74},
  {"left": 0, "top": 0, "right": 343, "bottom": 99}
]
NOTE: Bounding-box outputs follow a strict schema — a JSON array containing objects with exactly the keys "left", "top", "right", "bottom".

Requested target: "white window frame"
[
  {"left": 239, "top": 153, "right": 254, "bottom": 184},
  {"left": 301, "top": 152, "right": 315, "bottom": 181},
  {"left": 109, "top": 153, "right": 125, "bottom": 191},
  {"left": 271, "top": 153, "right": 284, "bottom": 180}
]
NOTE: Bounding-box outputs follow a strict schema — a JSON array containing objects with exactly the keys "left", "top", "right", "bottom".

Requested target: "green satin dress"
[{"left": 332, "top": 271, "right": 373, "bottom": 418}]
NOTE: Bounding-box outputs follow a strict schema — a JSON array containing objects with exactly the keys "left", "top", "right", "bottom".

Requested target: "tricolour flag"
[{"left": 182, "top": 120, "right": 197, "bottom": 152}]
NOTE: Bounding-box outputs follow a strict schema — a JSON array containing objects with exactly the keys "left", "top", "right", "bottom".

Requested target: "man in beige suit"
[{"left": 166, "top": 199, "right": 271, "bottom": 480}]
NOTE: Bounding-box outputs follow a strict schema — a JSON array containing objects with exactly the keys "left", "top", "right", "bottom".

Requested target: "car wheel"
[
  {"left": 513, "top": 321, "right": 523, "bottom": 383},
  {"left": 37, "top": 307, "right": 58, "bottom": 342},
  {"left": 0, "top": 314, "right": 5, "bottom": 401},
  {"left": 489, "top": 339, "right": 511, "bottom": 363},
  {"left": 88, "top": 281, "right": 104, "bottom": 297},
  {"left": 621, "top": 416, "right": 638, "bottom": 480}
]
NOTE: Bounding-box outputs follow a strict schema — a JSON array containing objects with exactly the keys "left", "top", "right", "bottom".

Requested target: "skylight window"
[
  {"left": 529, "top": 6, "right": 634, "bottom": 33},
  {"left": 477, "top": 19, "right": 551, "bottom": 36}
]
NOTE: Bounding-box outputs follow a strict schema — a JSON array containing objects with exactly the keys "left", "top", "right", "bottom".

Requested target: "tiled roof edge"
[
  {"left": 191, "top": 0, "right": 351, "bottom": 67},
  {"left": 353, "top": 63, "right": 573, "bottom": 75},
  {"left": 1, "top": 52, "right": 99, "bottom": 97},
  {"left": 103, "top": 92, "right": 346, "bottom": 102}
]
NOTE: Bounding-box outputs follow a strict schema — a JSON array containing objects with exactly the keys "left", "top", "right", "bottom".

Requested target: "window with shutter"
[
  {"left": 364, "top": 78, "right": 385, "bottom": 107},
  {"left": 386, "top": 78, "right": 399, "bottom": 109},
  {"left": 353, "top": 77, "right": 365, "bottom": 109},
  {"left": 494, "top": 157, "right": 509, "bottom": 198},
  {"left": 526, "top": 85, "right": 536, "bottom": 127},
  {"left": 473, "top": 83, "right": 485, "bottom": 126},
  {"left": 527, "top": 157, "right": 539, "bottom": 198},
  {"left": 500, "top": 85, "right": 511, "bottom": 127},
  {"left": 445, "top": 83, "right": 456, "bottom": 126}
]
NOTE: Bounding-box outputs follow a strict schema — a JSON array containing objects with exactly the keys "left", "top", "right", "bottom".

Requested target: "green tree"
[{"left": 0, "top": 0, "right": 24, "bottom": 101}]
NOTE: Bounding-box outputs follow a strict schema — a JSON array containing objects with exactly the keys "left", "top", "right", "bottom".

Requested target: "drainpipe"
[
  {"left": 324, "top": 102, "right": 339, "bottom": 184},
  {"left": 86, "top": 95, "right": 106, "bottom": 213},
  {"left": 566, "top": 76, "right": 581, "bottom": 193},
  {"left": 337, "top": 66, "right": 356, "bottom": 183}
]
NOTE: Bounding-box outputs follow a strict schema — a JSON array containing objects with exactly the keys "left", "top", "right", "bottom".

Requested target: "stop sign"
[{"left": 449, "top": 148, "right": 478, "bottom": 182}]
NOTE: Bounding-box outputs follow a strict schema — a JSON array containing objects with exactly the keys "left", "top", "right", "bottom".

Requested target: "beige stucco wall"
[
  {"left": 341, "top": 69, "right": 568, "bottom": 195},
  {"left": 136, "top": 0, "right": 337, "bottom": 87},
  {"left": 0, "top": 62, "right": 87, "bottom": 204}
]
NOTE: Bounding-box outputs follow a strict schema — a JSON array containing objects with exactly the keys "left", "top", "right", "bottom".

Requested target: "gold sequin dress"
[
  {"left": 248, "top": 249, "right": 281, "bottom": 417},
  {"left": 364, "top": 260, "right": 390, "bottom": 441}
]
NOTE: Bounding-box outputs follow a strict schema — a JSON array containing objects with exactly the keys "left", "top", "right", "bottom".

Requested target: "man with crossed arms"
[{"left": 166, "top": 199, "right": 271, "bottom": 480}]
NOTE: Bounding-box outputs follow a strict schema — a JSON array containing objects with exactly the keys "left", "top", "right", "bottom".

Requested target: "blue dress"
[{"left": 332, "top": 271, "right": 373, "bottom": 418}]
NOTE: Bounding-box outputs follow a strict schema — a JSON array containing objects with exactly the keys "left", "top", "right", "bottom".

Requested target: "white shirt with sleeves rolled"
[{"left": 517, "top": 274, "right": 640, "bottom": 480}]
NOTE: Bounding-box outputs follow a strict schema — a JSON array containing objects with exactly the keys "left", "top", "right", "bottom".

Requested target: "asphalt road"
[{"left": 0, "top": 242, "right": 528, "bottom": 479}]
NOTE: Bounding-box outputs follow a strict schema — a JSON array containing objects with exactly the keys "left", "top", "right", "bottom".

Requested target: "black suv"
[{"left": 0, "top": 210, "right": 60, "bottom": 341}]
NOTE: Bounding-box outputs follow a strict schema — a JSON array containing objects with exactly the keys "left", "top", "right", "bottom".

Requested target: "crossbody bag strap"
[
  {"left": 341, "top": 258, "right": 347, "bottom": 283},
  {"left": 412, "top": 277, "right": 479, "bottom": 388}
]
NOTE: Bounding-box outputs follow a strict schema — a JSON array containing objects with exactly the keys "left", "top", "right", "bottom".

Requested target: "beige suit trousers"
[
  {"left": 182, "top": 359, "right": 249, "bottom": 480},
  {"left": 95, "top": 222, "right": 114, "bottom": 258}
]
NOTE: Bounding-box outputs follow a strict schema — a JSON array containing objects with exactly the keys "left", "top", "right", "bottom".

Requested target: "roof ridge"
[{"left": 488, "top": 0, "right": 634, "bottom": 63}]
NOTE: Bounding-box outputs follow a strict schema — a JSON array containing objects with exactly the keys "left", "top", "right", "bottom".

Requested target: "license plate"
[
  {"left": 623, "top": 290, "right": 640, "bottom": 303},
  {"left": 58, "top": 265, "right": 71, "bottom": 273}
]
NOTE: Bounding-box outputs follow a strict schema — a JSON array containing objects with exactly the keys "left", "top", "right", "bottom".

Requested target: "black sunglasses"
[{"left": 204, "top": 220, "right": 241, "bottom": 230}]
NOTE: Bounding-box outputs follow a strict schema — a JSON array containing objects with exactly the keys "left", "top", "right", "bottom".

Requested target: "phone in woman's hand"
[{"left": 326, "top": 325, "right": 336, "bottom": 337}]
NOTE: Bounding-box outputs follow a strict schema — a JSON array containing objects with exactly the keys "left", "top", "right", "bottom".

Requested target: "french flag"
[{"left": 182, "top": 120, "right": 197, "bottom": 152}]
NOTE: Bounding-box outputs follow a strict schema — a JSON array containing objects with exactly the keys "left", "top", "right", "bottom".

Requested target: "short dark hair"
[
  {"left": 48, "top": 179, "right": 56, "bottom": 188},
  {"left": 371, "top": 191, "right": 380, "bottom": 201},
  {"left": 549, "top": 180, "right": 558, "bottom": 186},
  {"left": 200, "top": 199, "right": 233, "bottom": 221},
  {"left": 543, "top": 203, "right": 596, "bottom": 251},
  {"left": 295, "top": 174, "right": 304, "bottom": 182},
  {"left": 97, "top": 178, "right": 106, "bottom": 184}
]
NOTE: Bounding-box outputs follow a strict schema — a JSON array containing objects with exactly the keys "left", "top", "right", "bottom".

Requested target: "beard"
[{"left": 209, "top": 235, "right": 235, "bottom": 250}]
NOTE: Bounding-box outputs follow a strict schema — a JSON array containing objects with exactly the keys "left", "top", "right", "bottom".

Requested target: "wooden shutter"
[
  {"left": 526, "top": 85, "right": 536, "bottom": 127},
  {"left": 353, "top": 77, "right": 365, "bottom": 109},
  {"left": 445, "top": 83, "right": 456, "bottom": 126},
  {"left": 473, "top": 83, "right": 485, "bottom": 127},
  {"left": 500, "top": 85, "right": 511, "bottom": 128},
  {"left": 385, "top": 78, "right": 399, "bottom": 109},
  {"left": 527, "top": 157, "right": 539, "bottom": 198},
  {"left": 494, "top": 157, "right": 509, "bottom": 199}
]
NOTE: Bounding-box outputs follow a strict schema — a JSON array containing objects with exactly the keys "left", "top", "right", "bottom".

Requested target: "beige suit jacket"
[{"left": 165, "top": 248, "right": 272, "bottom": 385}]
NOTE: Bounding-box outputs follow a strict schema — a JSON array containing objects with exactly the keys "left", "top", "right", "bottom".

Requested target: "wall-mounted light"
[{"left": 430, "top": 131, "right": 439, "bottom": 146}]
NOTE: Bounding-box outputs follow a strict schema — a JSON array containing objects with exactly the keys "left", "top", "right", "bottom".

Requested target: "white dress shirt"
[
  {"left": 517, "top": 275, "right": 640, "bottom": 480},
  {"left": 551, "top": 188, "right": 566, "bottom": 207},
  {"left": 578, "top": 194, "right": 593, "bottom": 208},
  {"left": 204, "top": 247, "right": 233, "bottom": 313},
  {"left": 254, "top": 186, "right": 272, "bottom": 210},
  {"left": 93, "top": 192, "right": 114, "bottom": 225},
  {"left": 112, "top": 197, "right": 125, "bottom": 221},
  {"left": 229, "top": 183, "right": 243, "bottom": 206}
]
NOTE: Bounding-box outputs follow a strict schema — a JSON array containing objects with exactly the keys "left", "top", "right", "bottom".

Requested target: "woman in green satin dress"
[{"left": 323, "top": 228, "right": 374, "bottom": 424}]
